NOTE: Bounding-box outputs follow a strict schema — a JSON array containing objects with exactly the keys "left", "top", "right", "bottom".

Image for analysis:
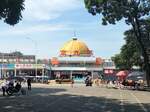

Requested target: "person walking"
[
  {"left": 71, "top": 77, "right": 74, "bottom": 88},
  {"left": 1, "top": 79, "right": 7, "bottom": 96},
  {"left": 27, "top": 78, "right": 31, "bottom": 90}
]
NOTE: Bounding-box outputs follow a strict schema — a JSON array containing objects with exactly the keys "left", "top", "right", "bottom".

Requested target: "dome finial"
[
  {"left": 73, "top": 30, "right": 76, "bottom": 37},
  {"left": 72, "top": 29, "right": 77, "bottom": 40}
]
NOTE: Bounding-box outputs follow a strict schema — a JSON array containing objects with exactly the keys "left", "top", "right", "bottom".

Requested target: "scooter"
[{"left": 6, "top": 83, "right": 22, "bottom": 96}]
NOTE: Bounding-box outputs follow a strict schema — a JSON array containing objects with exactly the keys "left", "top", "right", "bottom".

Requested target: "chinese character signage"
[{"left": 15, "top": 64, "right": 44, "bottom": 69}]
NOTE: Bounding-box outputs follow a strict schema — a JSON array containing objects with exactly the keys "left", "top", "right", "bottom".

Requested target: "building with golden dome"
[
  {"left": 50, "top": 38, "right": 103, "bottom": 83},
  {"left": 60, "top": 38, "right": 92, "bottom": 56}
]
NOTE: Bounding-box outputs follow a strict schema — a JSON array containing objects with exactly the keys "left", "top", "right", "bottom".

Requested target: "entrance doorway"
[{"left": 72, "top": 71, "right": 90, "bottom": 83}]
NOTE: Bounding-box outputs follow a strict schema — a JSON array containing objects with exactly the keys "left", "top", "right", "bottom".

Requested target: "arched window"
[{"left": 74, "top": 50, "right": 79, "bottom": 56}]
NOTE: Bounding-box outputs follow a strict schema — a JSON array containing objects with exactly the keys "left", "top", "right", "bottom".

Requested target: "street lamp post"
[
  {"left": 26, "top": 37, "right": 38, "bottom": 82},
  {"left": 1, "top": 53, "right": 4, "bottom": 79}
]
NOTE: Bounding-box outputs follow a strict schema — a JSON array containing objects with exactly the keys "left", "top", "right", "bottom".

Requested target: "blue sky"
[{"left": 0, "top": 0, "right": 130, "bottom": 59}]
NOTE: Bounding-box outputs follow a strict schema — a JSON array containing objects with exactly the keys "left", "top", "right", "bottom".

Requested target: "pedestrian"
[
  {"left": 71, "top": 77, "right": 74, "bottom": 88},
  {"left": 1, "top": 79, "right": 7, "bottom": 96},
  {"left": 95, "top": 77, "right": 100, "bottom": 86},
  {"left": 85, "top": 76, "right": 90, "bottom": 86},
  {"left": 27, "top": 78, "right": 31, "bottom": 90}
]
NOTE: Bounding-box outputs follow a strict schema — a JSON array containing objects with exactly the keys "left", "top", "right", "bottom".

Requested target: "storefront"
[
  {"left": 0, "top": 64, "right": 51, "bottom": 82},
  {"left": 0, "top": 64, "right": 15, "bottom": 78},
  {"left": 51, "top": 67, "right": 103, "bottom": 83}
]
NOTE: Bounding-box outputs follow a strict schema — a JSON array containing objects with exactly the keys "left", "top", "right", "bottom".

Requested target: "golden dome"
[{"left": 60, "top": 38, "right": 92, "bottom": 56}]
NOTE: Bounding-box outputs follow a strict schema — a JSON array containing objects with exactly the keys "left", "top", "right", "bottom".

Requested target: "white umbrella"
[{"left": 127, "top": 71, "right": 144, "bottom": 77}]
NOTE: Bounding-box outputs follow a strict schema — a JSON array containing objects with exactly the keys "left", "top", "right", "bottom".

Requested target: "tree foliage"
[
  {"left": 85, "top": 0, "right": 150, "bottom": 25},
  {"left": 11, "top": 51, "right": 23, "bottom": 56},
  {"left": 112, "top": 54, "right": 126, "bottom": 70},
  {"left": 112, "top": 29, "right": 141, "bottom": 70},
  {"left": 85, "top": 0, "right": 150, "bottom": 85},
  {"left": 0, "top": 0, "right": 25, "bottom": 25}
]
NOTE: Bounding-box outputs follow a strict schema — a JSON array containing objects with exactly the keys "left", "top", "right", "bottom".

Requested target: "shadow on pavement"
[{"left": 0, "top": 87, "right": 149, "bottom": 112}]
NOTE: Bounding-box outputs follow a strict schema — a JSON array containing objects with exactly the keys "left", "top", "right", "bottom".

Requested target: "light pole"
[
  {"left": 26, "top": 37, "right": 38, "bottom": 82},
  {"left": 1, "top": 52, "right": 4, "bottom": 79}
]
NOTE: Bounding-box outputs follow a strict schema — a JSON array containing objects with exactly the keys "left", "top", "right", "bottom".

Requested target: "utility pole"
[
  {"left": 26, "top": 37, "right": 38, "bottom": 82},
  {"left": 1, "top": 53, "right": 4, "bottom": 79}
]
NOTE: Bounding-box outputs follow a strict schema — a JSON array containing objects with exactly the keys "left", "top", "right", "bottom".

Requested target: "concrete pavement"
[{"left": 0, "top": 83, "right": 150, "bottom": 112}]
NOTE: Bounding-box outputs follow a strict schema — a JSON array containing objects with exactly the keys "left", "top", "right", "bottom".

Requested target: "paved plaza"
[{"left": 0, "top": 84, "right": 150, "bottom": 112}]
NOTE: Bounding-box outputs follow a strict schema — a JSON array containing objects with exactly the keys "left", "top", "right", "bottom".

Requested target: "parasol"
[
  {"left": 127, "top": 71, "right": 145, "bottom": 81},
  {"left": 116, "top": 71, "right": 128, "bottom": 77}
]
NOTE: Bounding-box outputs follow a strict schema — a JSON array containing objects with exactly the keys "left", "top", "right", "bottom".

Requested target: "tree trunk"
[
  {"left": 132, "top": 17, "right": 150, "bottom": 87},
  {"left": 142, "top": 48, "right": 150, "bottom": 87},
  {"left": 145, "top": 63, "right": 150, "bottom": 87}
]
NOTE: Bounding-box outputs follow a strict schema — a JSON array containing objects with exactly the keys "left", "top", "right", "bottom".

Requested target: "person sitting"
[
  {"left": 14, "top": 82, "right": 21, "bottom": 92},
  {"left": 6, "top": 81, "right": 21, "bottom": 94},
  {"left": 8, "top": 79, "right": 14, "bottom": 88},
  {"left": 5, "top": 79, "right": 14, "bottom": 93}
]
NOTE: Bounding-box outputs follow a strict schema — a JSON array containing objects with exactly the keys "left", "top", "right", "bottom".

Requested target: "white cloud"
[{"left": 23, "top": 0, "right": 82, "bottom": 21}]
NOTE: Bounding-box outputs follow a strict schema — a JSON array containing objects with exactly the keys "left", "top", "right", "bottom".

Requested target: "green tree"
[
  {"left": 111, "top": 54, "right": 127, "bottom": 70},
  {"left": 12, "top": 51, "right": 23, "bottom": 56},
  {"left": 0, "top": 0, "right": 25, "bottom": 25},
  {"left": 85, "top": 0, "right": 150, "bottom": 86},
  {"left": 112, "top": 29, "right": 142, "bottom": 70}
]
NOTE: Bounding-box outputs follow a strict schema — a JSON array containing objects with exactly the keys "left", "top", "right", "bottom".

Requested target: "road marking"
[
  {"left": 101, "top": 90, "right": 112, "bottom": 111},
  {"left": 119, "top": 90, "right": 125, "bottom": 112},
  {"left": 130, "top": 92, "right": 148, "bottom": 112}
]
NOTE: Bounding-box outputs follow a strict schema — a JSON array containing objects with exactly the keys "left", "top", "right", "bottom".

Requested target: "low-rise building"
[
  {"left": 0, "top": 51, "right": 35, "bottom": 64},
  {"left": 50, "top": 38, "right": 103, "bottom": 83}
]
